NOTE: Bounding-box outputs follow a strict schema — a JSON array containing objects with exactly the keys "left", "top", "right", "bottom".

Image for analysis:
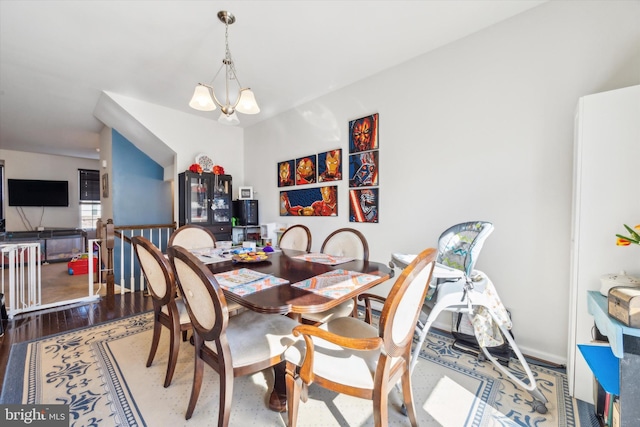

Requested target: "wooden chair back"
[
  {"left": 379, "top": 247, "right": 436, "bottom": 356},
  {"left": 169, "top": 224, "right": 216, "bottom": 250},
  {"left": 132, "top": 235, "right": 191, "bottom": 388},
  {"left": 167, "top": 245, "right": 228, "bottom": 340},
  {"left": 320, "top": 228, "right": 369, "bottom": 261},
  {"left": 279, "top": 224, "right": 312, "bottom": 252},
  {"left": 132, "top": 235, "right": 174, "bottom": 305}
]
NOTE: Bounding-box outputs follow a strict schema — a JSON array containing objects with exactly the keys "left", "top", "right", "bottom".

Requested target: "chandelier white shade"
[
  {"left": 218, "top": 111, "right": 240, "bottom": 125},
  {"left": 189, "top": 11, "right": 259, "bottom": 125},
  {"left": 189, "top": 85, "right": 217, "bottom": 111}
]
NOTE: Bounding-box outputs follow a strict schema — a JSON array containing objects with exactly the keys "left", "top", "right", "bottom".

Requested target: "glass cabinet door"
[
  {"left": 188, "top": 175, "right": 209, "bottom": 224},
  {"left": 211, "top": 175, "right": 231, "bottom": 225}
]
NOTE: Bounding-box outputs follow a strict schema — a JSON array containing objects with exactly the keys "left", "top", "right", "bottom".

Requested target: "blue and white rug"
[{"left": 1, "top": 311, "right": 584, "bottom": 426}]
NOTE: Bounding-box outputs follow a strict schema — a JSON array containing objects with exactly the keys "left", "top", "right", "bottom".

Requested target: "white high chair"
[{"left": 389, "top": 221, "right": 548, "bottom": 414}]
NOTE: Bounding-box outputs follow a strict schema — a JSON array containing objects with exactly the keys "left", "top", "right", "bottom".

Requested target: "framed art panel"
[
  {"left": 295, "top": 155, "right": 317, "bottom": 185},
  {"left": 278, "top": 159, "right": 295, "bottom": 187},
  {"left": 318, "top": 149, "right": 342, "bottom": 182},
  {"left": 349, "top": 150, "right": 379, "bottom": 187},
  {"left": 349, "top": 188, "right": 378, "bottom": 223},
  {"left": 280, "top": 186, "right": 337, "bottom": 217},
  {"left": 101, "top": 173, "right": 109, "bottom": 198},
  {"left": 238, "top": 187, "right": 254, "bottom": 200},
  {"left": 349, "top": 113, "right": 379, "bottom": 153}
]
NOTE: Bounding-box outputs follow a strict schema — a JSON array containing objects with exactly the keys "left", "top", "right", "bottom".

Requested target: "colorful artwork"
[
  {"left": 278, "top": 160, "right": 295, "bottom": 187},
  {"left": 280, "top": 186, "right": 337, "bottom": 217},
  {"left": 318, "top": 149, "right": 342, "bottom": 182},
  {"left": 349, "top": 113, "right": 379, "bottom": 153},
  {"left": 349, "top": 150, "right": 378, "bottom": 187},
  {"left": 349, "top": 188, "right": 378, "bottom": 223},
  {"left": 295, "top": 155, "right": 317, "bottom": 185}
]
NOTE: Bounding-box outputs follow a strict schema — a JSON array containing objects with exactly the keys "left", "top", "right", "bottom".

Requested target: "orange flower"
[
  {"left": 616, "top": 224, "right": 640, "bottom": 246},
  {"left": 616, "top": 237, "right": 631, "bottom": 246}
]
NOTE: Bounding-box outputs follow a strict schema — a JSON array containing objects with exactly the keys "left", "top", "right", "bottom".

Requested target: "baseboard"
[{"left": 356, "top": 301, "right": 568, "bottom": 367}]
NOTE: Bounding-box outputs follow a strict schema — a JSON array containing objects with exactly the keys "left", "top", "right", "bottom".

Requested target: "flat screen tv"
[{"left": 8, "top": 179, "right": 69, "bottom": 207}]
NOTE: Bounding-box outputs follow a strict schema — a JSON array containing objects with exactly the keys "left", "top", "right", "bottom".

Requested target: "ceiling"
[{"left": 0, "top": 1, "right": 547, "bottom": 160}]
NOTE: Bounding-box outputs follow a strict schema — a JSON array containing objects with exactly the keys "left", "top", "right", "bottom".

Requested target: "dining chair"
[
  {"left": 320, "top": 227, "right": 369, "bottom": 261},
  {"left": 169, "top": 224, "right": 242, "bottom": 314},
  {"left": 131, "top": 235, "right": 191, "bottom": 388},
  {"left": 277, "top": 224, "right": 312, "bottom": 252},
  {"left": 301, "top": 228, "right": 369, "bottom": 324},
  {"left": 168, "top": 224, "right": 217, "bottom": 250},
  {"left": 284, "top": 247, "right": 437, "bottom": 427},
  {"left": 167, "top": 245, "right": 301, "bottom": 425}
]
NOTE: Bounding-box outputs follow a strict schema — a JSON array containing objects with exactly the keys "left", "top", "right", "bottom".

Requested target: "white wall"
[
  {"left": 103, "top": 93, "right": 245, "bottom": 181},
  {"left": 99, "top": 93, "right": 245, "bottom": 223},
  {"left": 0, "top": 149, "right": 100, "bottom": 231},
  {"left": 243, "top": 1, "right": 640, "bottom": 364}
]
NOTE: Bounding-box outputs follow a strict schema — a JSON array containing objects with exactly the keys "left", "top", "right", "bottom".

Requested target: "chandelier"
[{"left": 189, "top": 11, "right": 260, "bottom": 125}]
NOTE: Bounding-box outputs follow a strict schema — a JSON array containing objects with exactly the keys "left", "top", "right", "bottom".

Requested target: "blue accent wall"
[
  {"left": 111, "top": 129, "right": 172, "bottom": 290},
  {"left": 112, "top": 129, "right": 172, "bottom": 225}
]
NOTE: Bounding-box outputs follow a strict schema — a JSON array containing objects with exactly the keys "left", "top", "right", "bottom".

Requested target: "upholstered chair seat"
[
  {"left": 160, "top": 297, "right": 190, "bottom": 324},
  {"left": 286, "top": 316, "right": 385, "bottom": 388},
  {"left": 204, "top": 309, "right": 299, "bottom": 367}
]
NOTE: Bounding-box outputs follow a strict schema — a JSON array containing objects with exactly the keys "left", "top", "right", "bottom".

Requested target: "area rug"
[{"left": 1, "top": 311, "right": 582, "bottom": 426}]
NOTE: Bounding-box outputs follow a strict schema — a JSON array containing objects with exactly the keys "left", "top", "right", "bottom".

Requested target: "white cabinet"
[{"left": 568, "top": 85, "right": 640, "bottom": 403}]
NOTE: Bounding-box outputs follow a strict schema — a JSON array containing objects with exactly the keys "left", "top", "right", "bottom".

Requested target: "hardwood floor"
[{"left": 0, "top": 292, "right": 153, "bottom": 386}]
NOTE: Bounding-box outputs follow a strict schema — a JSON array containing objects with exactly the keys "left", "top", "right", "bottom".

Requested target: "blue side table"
[{"left": 585, "top": 291, "right": 640, "bottom": 426}]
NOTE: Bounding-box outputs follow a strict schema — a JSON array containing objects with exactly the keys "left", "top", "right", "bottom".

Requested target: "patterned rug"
[{"left": 1, "top": 311, "right": 585, "bottom": 426}]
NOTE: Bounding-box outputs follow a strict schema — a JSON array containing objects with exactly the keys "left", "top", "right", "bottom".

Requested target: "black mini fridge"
[{"left": 233, "top": 200, "right": 259, "bottom": 226}]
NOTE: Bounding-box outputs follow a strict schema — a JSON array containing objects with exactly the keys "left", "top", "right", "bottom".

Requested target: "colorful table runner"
[
  {"left": 292, "top": 252, "right": 355, "bottom": 265},
  {"left": 214, "top": 268, "right": 289, "bottom": 296},
  {"left": 291, "top": 269, "right": 381, "bottom": 298}
]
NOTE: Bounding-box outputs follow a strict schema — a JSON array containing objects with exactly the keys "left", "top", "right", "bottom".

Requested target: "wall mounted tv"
[{"left": 8, "top": 179, "right": 69, "bottom": 207}]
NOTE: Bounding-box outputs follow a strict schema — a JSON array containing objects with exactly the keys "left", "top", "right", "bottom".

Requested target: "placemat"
[
  {"left": 214, "top": 268, "right": 289, "bottom": 296},
  {"left": 292, "top": 252, "right": 355, "bottom": 265},
  {"left": 291, "top": 269, "right": 380, "bottom": 298}
]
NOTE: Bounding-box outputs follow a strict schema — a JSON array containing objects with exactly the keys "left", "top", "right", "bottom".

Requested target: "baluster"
[{"left": 106, "top": 219, "right": 115, "bottom": 299}]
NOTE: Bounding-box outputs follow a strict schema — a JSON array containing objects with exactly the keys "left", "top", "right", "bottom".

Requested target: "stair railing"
[{"left": 94, "top": 219, "right": 177, "bottom": 295}]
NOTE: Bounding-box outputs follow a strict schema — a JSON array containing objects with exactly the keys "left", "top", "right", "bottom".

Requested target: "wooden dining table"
[
  {"left": 203, "top": 247, "right": 394, "bottom": 411},
  {"left": 205, "top": 248, "right": 393, "bottom": 321}
]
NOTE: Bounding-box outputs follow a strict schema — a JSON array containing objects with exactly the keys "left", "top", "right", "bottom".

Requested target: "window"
[{"left": 79, "top": 169, "right": 101, "bottom": 229}]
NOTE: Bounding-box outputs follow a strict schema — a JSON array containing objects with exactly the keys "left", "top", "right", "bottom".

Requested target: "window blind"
[{"left": 79, "top": 169, "right": 100, "bottom": 201}]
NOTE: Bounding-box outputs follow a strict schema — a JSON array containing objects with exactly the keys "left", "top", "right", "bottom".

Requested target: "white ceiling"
[{"left": 0, "top": 1, "right": 547, "bottom": 160}]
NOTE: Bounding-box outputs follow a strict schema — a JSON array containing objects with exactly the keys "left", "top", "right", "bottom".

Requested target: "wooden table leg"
[{"left": 269, "top": 361, "right": 287, "bottom": 412}]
